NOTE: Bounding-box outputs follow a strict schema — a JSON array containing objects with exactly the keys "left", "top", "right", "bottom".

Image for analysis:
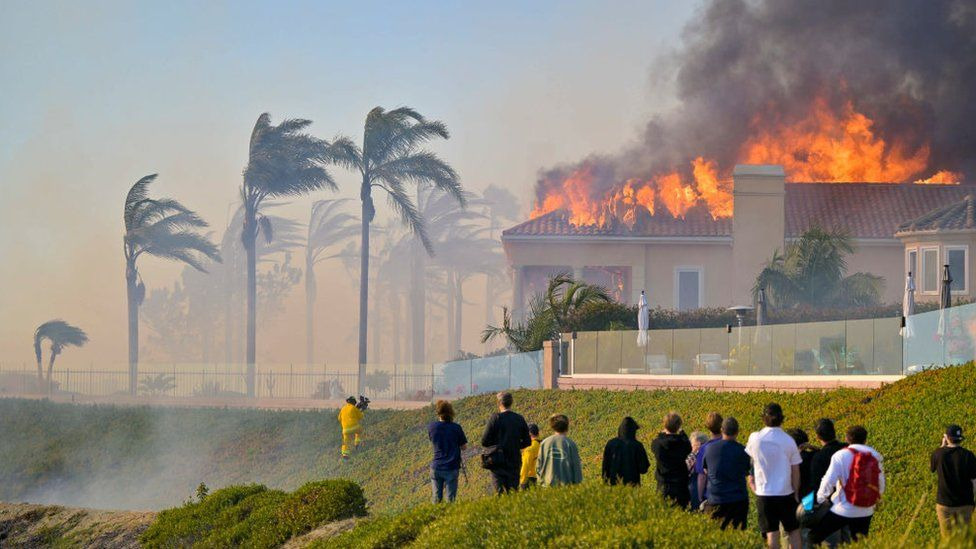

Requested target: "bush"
[
  {"left": 141, "top": 480, "right": 366, "bottom": 548},
  {"left": 561, "top": 301, "right": 956, "bottom": 332},
  {"left": 323, "top": 504, "right": 447, "bottom": 549},
  {"left": 278, "top": 479, "right": 367, "bottom": 535},
  {"left": 330, "top": 483, "right": 757, "bottom": 548}
]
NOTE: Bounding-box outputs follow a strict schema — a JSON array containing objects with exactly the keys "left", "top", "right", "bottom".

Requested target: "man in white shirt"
[
  {"left": 811, "top": 425, "right": 885, "bottom": 545},
  {"left": 745, "top": 403, "right": 803, "bottom": 549}
]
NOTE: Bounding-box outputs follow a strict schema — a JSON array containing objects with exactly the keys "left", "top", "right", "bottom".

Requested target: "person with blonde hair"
[{"left": 427, "top": 400, "right": 468, "bottom": 503}]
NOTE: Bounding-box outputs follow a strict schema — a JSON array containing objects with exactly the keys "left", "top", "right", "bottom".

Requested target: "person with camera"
[
  {"left": 338, "top": 395, "right": 365, "bottom": 459},
  {"left": 480, "top": 391, "right": 531, "bottom": 494},
  {"left": 931, "top": 424, "right": 976, "bottom": 537}
]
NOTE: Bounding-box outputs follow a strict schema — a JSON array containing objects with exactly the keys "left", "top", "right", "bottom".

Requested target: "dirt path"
[{"left": 0, "top": 502, "right": 155, "bottom": 548}]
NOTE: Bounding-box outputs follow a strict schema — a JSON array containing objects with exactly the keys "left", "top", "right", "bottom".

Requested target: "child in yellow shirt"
[{"left": 520, "top": 423, "right": 541, "bottom": 489}]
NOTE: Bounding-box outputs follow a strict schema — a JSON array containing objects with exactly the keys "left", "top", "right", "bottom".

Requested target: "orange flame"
[
  {"left": 915, "top": 170, "right": 961, "bottom": 184},
  {"left": 531, "top": 95, "right": 963, "bottom": 227},
  {"left": 742, "top": 97, "right": 929, "bottom": 182}
]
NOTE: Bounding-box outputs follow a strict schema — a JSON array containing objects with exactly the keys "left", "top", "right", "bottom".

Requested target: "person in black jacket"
[
  {"left": 480, "top": 391, "right": 531, "bottom": 494},
  {"left": 810, "top": 418, "right": 847, "bottom": 493},
  {"left": 602, "top": 416, "right": 651, "bottom": 486},
  {"left": 788, "top": 427, "right": 818, "bottom": 497},
  {"left": 651, "top": 412, "right": 693, "bottom": 509}
]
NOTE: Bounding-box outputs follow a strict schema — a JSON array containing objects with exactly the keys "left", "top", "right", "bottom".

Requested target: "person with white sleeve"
[{"left": 811, "top": 425, "right": 885, "bottom": 545}]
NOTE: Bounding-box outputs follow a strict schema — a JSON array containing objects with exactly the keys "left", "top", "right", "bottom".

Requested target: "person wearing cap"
[
  {"left": 931, "top": 424, "right": 976, "bottom": 536},
  {"left": 338, "top": 396, "right": 364, "bottom": 459},
  {"left": 520, "top": 423, "right": 541, "bottom": 490}
]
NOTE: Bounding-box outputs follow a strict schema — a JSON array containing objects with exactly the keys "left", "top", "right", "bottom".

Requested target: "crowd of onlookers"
[{"left": 425, "top": 391, "right": 976, "bottom": 547}]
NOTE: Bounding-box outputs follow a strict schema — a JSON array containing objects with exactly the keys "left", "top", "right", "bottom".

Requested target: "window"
[
  {"left": 675, "top": 267, "right": 702, "bottom": 311},
  {"left": 946, "top": 246, "right": 968, "bottom": 294},
  {"left": 906, "top": 248, "right": 917, "bottom": 280},
  {"left": 921, "top": 247, "right": 939, "bottom": 293}
]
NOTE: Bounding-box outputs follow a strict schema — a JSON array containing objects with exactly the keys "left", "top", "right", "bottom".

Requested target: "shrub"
[
  {"left": 141, "top": 480, "right": 366, "bottom": 548},
  {"left": 331, "top": 483, "right": 757, "bottom": 548},
  {"left": 561, "top": 301, "right": 956, "bottom": 332},
  {"left": 278, "top": 479, "right": 367, "bottom": 535},
  {"left": 323, "top": 504, "right": 447, "bottom": 549}
]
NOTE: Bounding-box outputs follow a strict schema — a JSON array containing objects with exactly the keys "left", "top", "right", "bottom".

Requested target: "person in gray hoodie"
[{"left": 537, "top": 414, "right": 583, "bottom": 487}]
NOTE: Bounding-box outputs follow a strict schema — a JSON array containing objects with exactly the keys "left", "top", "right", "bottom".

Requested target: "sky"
[{"left": 0, "top": 0, "right": 698, "bottom": 368}]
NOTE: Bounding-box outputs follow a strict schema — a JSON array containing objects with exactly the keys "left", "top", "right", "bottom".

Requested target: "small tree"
[{"left": 33, "top": 320, "right": 89, "bottom": 387}]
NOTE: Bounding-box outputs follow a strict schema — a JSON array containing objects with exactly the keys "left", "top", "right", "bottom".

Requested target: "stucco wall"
[{"left": 845, "top": 242, "right": 905, "bottom": 304}]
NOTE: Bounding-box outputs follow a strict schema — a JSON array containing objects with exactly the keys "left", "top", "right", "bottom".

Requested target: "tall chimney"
[{"left": 731, "top": 164, "right": 786, "bottom": 306}]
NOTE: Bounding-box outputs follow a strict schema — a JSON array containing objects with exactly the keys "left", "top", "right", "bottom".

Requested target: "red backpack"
[{"left": 843, "top": 448, "right": 881, "bottom": 507}]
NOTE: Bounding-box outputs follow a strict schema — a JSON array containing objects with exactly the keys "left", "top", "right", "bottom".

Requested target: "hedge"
[
  {"left": 140, "top": 480, "right": 366, "bottom": 548},
  {"left": 560, "top": 301, "right": 953, "bottom": 332}
]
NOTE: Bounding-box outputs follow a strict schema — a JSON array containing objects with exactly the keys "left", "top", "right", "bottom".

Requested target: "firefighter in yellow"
[{"left": 338, "top": 396, "right": 364, "bottom": 459}]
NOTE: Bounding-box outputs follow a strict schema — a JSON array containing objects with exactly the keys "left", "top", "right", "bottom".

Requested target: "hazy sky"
[{"left": 0, "top": 0, "right": 697, "bottom": 367}]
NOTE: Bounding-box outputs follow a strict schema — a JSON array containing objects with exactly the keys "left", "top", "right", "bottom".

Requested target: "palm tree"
[
  {"left": 482, "top": 273, "right": 611, "bottom": 352},
  {"left": 124, "top": 175, "right": 219, "bottom": 395},
  {"left": 240, "top": 113, "right": 340, "bottom": 397},
  {"left": 754, "top": 227, "right": 884, "bottom": 308},
  {"left": 305, "top": 198, "right": 359, "bottom": 365},
  {"left": 33, "top": 320, "right": 88, "bottom": 388},
  {"left": 331, "top": 107, "right": 463, "bottom": 386}
]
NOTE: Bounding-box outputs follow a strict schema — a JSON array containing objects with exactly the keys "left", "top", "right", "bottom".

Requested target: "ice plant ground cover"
[{"left": 1, "top": 364, "right": 975, "bottom": 546}]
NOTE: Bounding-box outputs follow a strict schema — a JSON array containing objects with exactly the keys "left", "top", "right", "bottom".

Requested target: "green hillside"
[{"left": 2, "top": 364, "right": 976, "bottom": 546}]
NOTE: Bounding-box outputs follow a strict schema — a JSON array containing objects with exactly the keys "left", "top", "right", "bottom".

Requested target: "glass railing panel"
[
  {"left": 672, "top": 328, "right": 700, "bottom": 375},
  {"left": 620, "top": 330, "right": 648, "bottom": 374},
  {"left": 471, "top": 355, "right": 512, "bottom": 395},
  {"left": 904, "top": 307, "right": 945, "bottom": 373},
  {"left": 794, "top": 320, "right": 847, "bottom": 375},
  {"left": 510, "top": 351, "right": 543, "bottom": 389},
  {"left": 845, "top": 319, "right": 876, "bottom": 375},
  {"left": 596, "top": 330, "right": 624, "bottom": 374},
  {"left": 700, "top": 327, "right": 731, "bottom": 375},
  {"left": 873, "top": 317, "right": 904, "bottom": 375},
  {"left": 573, "top": 331, "right": 598, "bottom": 374},
  {"left": 645, "top": 329, "right": 674, "bottom": 375}
]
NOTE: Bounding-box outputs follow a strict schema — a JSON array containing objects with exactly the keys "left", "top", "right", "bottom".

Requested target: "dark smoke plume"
[{"left": 535, "top": 0, "right": 976, "bottom": 206}]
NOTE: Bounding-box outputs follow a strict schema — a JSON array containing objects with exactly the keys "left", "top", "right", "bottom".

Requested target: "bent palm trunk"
[
  {"left": 245, "top": 236, "right": 257, "bottom": 397},
  {"left": 126, "top": 264, "right": 139, "bottom": 396},
  {"left": 306, "top": 257, "right": 317, "bottom": 366},
  {"left": 358, "top": 200, "right": 370, "bottom": 393}
]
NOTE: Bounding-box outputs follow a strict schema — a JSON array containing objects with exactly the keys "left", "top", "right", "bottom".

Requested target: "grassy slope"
[{"left": 2, "top": 365, "right": 975, "bottom": 545}]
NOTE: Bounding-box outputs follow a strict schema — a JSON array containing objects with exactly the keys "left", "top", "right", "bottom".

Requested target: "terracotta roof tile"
[
  {"left": 897, "top": 193, "right": 976, "bottom": 233},
  {"left": 502, "top": 183, "right": 976, "bottom": 240}
]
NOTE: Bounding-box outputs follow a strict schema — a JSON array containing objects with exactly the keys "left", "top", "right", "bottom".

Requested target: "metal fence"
[
  {"left": 568, "top": 303, "right": 976, "bottom": 376},
  {"left": 0, "top": 352, "right": 543, "bottom": 402}
]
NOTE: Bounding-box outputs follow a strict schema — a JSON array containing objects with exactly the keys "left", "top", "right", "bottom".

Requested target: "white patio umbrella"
[
  {"left": 637, "top": 290, "right": 649, "bottom": 347},
  {"left": 900, "top": 272, "right": 915, "bottom": 338},
  {"left": 938, "top": 265, "right": 953, "bottom": 340}
]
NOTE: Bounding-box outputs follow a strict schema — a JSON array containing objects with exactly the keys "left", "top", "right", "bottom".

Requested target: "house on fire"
[{"left": 502, "top": 164, "right": 976, "bottom": 313}]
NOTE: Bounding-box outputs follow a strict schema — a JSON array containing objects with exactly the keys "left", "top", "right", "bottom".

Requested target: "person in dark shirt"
[
  {"left": 702, "top": 417, "right": 751, "bottom": 530},
  {"left": 788, "top": 427, "right": 818, "bottom": 497},
  {"left": 931, "top": 424, "right": 976, "bottom": 537},
  {"left": 480, "top": 391, "right": 531, "bottom": 494},
  {"left": 810, "top": 418, "right": 847, "bottom": 494},
  {"left": 602, "top": 416, "right": 651, "bottom": 486},
  {"left": 651, "top": 412, "right": 693, "bottom": 509},
  {"left": 427, "top": 400, "right": 468, "bottom": 503}
]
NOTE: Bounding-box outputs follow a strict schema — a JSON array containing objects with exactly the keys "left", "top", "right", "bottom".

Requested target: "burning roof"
[
  {"left": 506, "top": 182, "right": 974, "bottom": 240},
  {"left": 528, "top": 0, "right": 975, "bottom": 231}
]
